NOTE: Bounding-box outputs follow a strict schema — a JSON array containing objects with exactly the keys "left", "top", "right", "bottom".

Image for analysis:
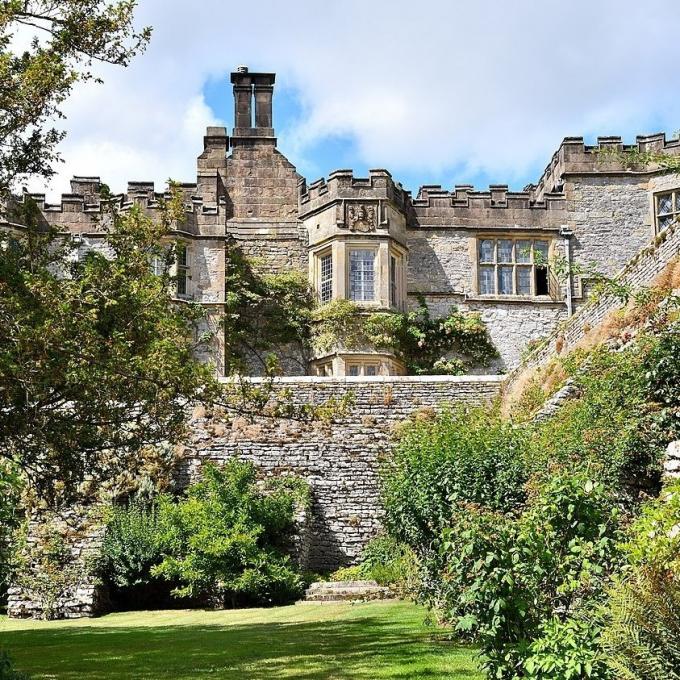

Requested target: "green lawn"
[{"left": 0, "top": 601, "right": 482, "bottom": 679}]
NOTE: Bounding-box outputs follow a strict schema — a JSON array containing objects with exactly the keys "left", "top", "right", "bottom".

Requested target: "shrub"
[
  {"left": 437, "top": 469, "right": 622, "bottom": 679},
  {"left": 359, "top": 534, "right": 418, "bottom": 593},
  {"left": 99, "top": 495, "right": 172, "bottom": 610},
  {"left": 0, "top": 465, "right": 21, "bottom": 602},
  {"left": 330, "top": 566, "right": 363, "bottom": 581},
  {"left": 527, "top": 344, "right": 665, "bottom": 492},
  {"left": 152, "top": 461, "right": 306, "bottom": 607},
  {"left": 602, "top": 480, "right": 680, "bottom": 680},
  {"left": 525, "top": 617, "right": 611, "bottom": 680},
  {"left": 382, "top": 406, "right": 530, "bottom": 551}
]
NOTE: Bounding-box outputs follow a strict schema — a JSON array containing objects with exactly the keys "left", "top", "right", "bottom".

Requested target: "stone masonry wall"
[
  {"left": 7, "top": 506, "right": 106, "bottom": 620},
  {"left": 504, "top": 220, "right": 680, "bottom": 396},
  {"left": 179, "top": 375, "right": 504, "bottom": 571},
  {"left": 567, "top": 175, "right": 654, "bottom": 279}
]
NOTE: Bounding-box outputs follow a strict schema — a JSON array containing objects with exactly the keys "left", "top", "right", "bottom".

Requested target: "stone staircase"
[{"left": 304, "top": 580, "right": 393, "bottom": 602}]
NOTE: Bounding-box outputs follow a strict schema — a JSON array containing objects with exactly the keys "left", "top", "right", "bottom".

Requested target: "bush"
[
  {"left": 359, "top": 534, "right": 419, "bottom": 594},
  {"left": 0, "top": 465, "right": 21, "bottom": 602},
  {"left": 99, "top": 496, "right": 171, "bottom": 610},
  {"left": 382, "top": 406, "right": 530, "bottom": 551},
  {"left": 329, "top": 566, "right": 363, "bottom": 581},
  {"left": 527, "top": 345, "right": 664, "bottom": 493},
  {"left": 152, "top": 461, "right": 306, "bottom": 607},
  {"left": 437, "top": 469, "right": 622, "bottom": 679},
  {"left": 602, "top": 480, "right": 680, "bottom": 680},
  {"left": 525, "top": 617, "right": 611, "bottom": 680}
]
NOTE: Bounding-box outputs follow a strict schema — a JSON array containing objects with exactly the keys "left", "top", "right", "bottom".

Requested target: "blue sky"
[{"left": 28, "top": 0, "right": 680, "bottom": 198}]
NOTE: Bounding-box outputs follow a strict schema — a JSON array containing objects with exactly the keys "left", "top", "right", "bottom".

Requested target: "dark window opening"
[{"left": 535, "top": 266, "right": 549, "bottom": 295}]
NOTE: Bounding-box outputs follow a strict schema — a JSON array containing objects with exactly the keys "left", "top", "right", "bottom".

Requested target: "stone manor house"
[
  {"left": 6, "top": 67, "right": 680, "bottom": 617},
  {"left": 13, "top": 67, "right": 680, "bottom": 376}
]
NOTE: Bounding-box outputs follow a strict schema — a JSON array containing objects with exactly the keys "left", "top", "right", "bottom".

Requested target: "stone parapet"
[
  {"left": 534, "top": 132, "right": 680, "bottom": 200},
  {"left": 299, "top": 169, "right": 410, "bottom": 218}
]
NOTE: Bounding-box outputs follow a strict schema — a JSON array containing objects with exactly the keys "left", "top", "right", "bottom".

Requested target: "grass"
[{"left": 0, "top": 600, "right": 482, "bottom": 679}]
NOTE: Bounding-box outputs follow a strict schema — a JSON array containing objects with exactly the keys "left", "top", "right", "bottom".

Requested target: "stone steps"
[{"left": 304, "top": 580, "right": 393, "bottom": 602}]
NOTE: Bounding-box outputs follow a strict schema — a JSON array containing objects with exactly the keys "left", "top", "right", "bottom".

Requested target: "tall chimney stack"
[{"left": 230, "top": 67, "right": 276, "bottom": 139}]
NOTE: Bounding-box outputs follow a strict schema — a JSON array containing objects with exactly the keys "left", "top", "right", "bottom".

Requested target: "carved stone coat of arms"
[{"left": 347, "top": 204, "right": 377, "bottom": 232}]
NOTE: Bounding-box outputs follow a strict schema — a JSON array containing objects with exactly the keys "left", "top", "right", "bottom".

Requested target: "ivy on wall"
[
  {"left": 225, "top": 246, "right": 498, "bottom": 376},
  {"left": 312, "top": 297, "right": 498, "bottom": 375}
]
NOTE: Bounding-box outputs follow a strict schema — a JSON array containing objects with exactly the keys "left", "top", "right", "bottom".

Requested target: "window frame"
[
  {"left": 347, "top": 246, "right": 377, "bottom": 303},
  {"left": 317, "top": 249, "right": 333, "bottom": 304},
  {"left": 476, "top": 236, "right": 552, "bottom": 298},
  {"left": 654, "top": 190, "right": 680, "bottom": 233},
  {"left": 346, "top": 361, "right": 381, "bottom": 377},
  {"left": 174, "top": 241, "right": 191, "bottom": 299}
]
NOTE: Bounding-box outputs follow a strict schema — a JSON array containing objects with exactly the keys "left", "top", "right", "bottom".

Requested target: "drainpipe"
[{"left": 560, "top": 225, "right": 574, "bottom": 317}]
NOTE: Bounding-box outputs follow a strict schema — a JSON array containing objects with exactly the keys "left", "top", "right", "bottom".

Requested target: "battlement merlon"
[
  {"left": 298, "top": 168, "right": 410, "bottom": 218},
  {"left": 408, "top": 184, "right": 567, "bottom": 230},
  {"left": 15, "top": 177, "right": 227, "bottom": 236},
  {"left": 534, "top": 132, "right": 680, "bottom": 200}
]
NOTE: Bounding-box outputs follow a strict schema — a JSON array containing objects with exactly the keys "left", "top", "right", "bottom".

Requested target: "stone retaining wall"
[{"left": 179, "top": 375, "right": 504, "bottom": 571}]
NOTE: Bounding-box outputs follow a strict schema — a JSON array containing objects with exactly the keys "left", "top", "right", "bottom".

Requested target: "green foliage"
[
  {"left": 438, "top": 470, "right": 622, "bottom": 679},
  {"left": 602, "top": 480, "right": 680, "bottom": 680},
  {"left": 0, "top": 463, "right": 22, "bottom": 600},
  {"left": 12, "top": 516, "right": 98, "bottom": 620},
  {"left": 0, "top": 652, "right": 29, "bottom": 680},
  {"left": 329, "top": 565, "right": 363, "bottom": 581},
  {"left": 527, "top": 343, "right": 665, "bottom": 491},
  {"left": 359, "top": 534, "right": 418, "bottom": 591},
  {"left": 224, "top": 247, "right": 314, "bottom": 374},
  {"left": 382, "top": 406, "right": 530, "bottom": 550},
  {"left": 526, "top": 617, "right": 611, "bottom": 680},
  {"left": 312, "top": 298, "right": 498, "bottom": 375},
  {"left": 603, "top": 569, "right": 680, "bottom": 680},
  {"left": 152, "top": 461, "right": 305, "bottom": 606},
  {"left": 0, "top": 197, "right": 216, "bottom": 501},
  {"left": 99, "top": 496, "right": 164, "bottom": 590},
  {"left": 0, "top": 1, "right": 150, "bottom": 193},
  {"left": 329, "top": 535, "right": 420, "bottom": 596}
]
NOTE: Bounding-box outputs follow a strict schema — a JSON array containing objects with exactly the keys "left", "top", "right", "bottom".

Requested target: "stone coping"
[{"left": 218, "top": 374, "right": 505, "bottom": 385}]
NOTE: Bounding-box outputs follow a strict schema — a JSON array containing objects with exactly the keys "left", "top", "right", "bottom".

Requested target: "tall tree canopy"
[
  {"left": 0, "top": 198, "right": 215, "bottom": 502},
  {"left": 0, "top": 0, "right": 151, "bottom": 194}
]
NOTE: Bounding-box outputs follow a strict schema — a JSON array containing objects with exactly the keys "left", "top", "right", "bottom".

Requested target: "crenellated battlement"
[
  {"left": 412, "top": 184, "right": 565, "bottom": 210},
  {"left": 534, "top": 132, "right": 680, "bottom": 199},
  {"left": 20, "top": 178, "right": 224, "bottom": 220},
  {"left": 298, "top": 168, "right": 410, "bottom": 216},
  {"left": 408, "top": 182, "right": 567, "bottom": 229}
]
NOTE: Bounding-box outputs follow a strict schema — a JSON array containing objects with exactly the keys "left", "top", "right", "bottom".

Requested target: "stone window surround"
[
  {"left": 310, "top": 238, "right": 408, "bottom": 310},
  {"left": 311, "top": 352, "right": 406, "bottom": 377},
  {"left": 173, "top": 239, "right": 192, "bottom": 300},
  {"left": 470, "top": 233, "right": 555, "bottom": 300},
  {"left": 654, "top": 189, "right": 680, "bottom": 233}
]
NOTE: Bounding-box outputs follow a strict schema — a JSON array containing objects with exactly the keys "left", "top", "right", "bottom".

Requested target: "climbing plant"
[
  {"left": 224, "top": 246, "right": 315, "bottom": 375},
  {"left": 312, "top": 297, "right": 498, "bottom": 375}
]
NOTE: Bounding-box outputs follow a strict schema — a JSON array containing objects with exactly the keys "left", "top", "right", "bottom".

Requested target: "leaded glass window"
[
  {"left": 656, "top": 191, "right": 680, "bottom": 232},
  {"left": 320, "top": 253, "right": 333, "bottom": 303},
  {"left": 477, "top": 237, "right": 551, "bottom": 296},
  {"left": 349, "top": 249, "right": 375, "bottom": 302}
]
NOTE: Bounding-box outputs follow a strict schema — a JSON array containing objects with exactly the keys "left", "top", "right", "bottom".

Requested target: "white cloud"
[{"left": 21, "top": 0, "right": 680, "bottom": 199}]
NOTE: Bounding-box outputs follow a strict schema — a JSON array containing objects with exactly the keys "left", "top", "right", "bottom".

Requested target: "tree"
[
  {"left": 0, "top": 195, "right": 216, "bottom": 502},
  {"left": 0, "top": 0, "right": 151, "bottom": 194}
]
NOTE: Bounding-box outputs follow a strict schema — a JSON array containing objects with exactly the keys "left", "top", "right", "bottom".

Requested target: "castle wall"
[
  {"left": 179, "top": 374, "right": 504, "bottom": 571},
  {"left": 566, "top": 174, "right": 654, "bottom": 278},
  {"left": 504, "top": 219, "right": 680, "bottom": 398}
]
